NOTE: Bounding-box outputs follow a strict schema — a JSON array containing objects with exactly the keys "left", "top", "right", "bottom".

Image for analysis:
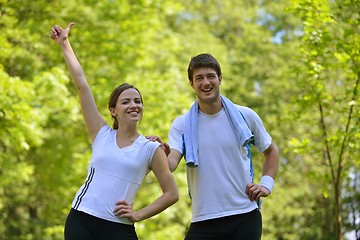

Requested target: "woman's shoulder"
[
  {"left": 98, "top": 124, "right": 114, "bottom": 136},
  {"left": 92, "top": 124, "right": 113, "bottom": 145},
  {"left": 139, "top": 135, "right": 161, "bottom": 147}
]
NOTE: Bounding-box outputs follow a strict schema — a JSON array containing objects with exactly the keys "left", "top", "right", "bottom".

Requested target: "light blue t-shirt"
[{"left": 169, "top": 106, "right": 272, "bottom": 222}]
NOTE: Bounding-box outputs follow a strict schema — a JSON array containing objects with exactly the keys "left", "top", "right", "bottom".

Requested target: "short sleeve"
[
  {"left": 237, "top": 106, "right": 272, "bottom": 152},
  {"left": 168, "top": 115, "right": 186, "bottom": 155}
]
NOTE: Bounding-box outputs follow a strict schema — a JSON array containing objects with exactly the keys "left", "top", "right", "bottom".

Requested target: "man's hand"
[
  {"left": 246, "top": 183, "right": 270, "bottom": 202},
  {"left": 146, "top": 135, "right": 170, "bottom": 156}
]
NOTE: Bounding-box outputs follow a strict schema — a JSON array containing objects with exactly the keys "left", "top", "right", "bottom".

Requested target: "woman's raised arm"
[{"left": 50, "top": 23, "right": 106, "bottom": 141}]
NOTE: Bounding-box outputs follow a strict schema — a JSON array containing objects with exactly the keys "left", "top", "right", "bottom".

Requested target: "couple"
[{"left": 50, "top": 23, "right": 279, "bottom": 240}]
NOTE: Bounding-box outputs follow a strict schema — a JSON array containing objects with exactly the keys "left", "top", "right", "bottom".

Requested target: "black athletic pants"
[
  {"left": 64, "top": 208, "right": 138, "bottom": 240},
  {"left": 185, "top": 209, "right": 262, "bottom": 240}
]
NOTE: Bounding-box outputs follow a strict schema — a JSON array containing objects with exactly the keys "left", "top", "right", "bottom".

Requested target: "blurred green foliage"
[{"left": 0, "top": 0, "right": 359, "bottom": 239}]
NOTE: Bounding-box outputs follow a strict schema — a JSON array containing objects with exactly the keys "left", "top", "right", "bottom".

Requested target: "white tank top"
[{"left": 72, "top": 125, "right": 160, "bottom": 225}]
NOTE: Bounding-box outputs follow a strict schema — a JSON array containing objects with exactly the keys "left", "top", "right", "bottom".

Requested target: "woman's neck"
[{"left": 116, "top": 125, "right": 140, "bottom": 148}]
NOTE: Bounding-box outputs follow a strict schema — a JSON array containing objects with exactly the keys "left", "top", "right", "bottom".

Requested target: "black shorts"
[
  {"left": 185, "top": 209, "right": 262, "bottom": 240},
  {"left": 64, "top": 208, "right": 138, "bottom": 240}
]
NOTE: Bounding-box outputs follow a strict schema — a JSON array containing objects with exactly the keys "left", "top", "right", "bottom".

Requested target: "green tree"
[
  {"left": 289, "top": 0, "right": 360, "bottom": 239},
  {"left": 1, "top": 0, "right": 358, "bottom": 239}
]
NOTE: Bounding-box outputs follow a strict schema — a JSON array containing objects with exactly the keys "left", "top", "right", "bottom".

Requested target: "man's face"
[{"left": 190, "top": 67, "right": 222, "bottom": 104}]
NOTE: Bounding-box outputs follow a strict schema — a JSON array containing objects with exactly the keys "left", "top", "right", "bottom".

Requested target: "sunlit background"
[{"left": 1, "top": 0, "right": 359, "bottom": 239}]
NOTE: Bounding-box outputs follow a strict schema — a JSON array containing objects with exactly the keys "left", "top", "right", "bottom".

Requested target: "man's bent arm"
[
  {"left": 262, "top": 142, "right": 279, "bottom": 179},
  {"left": 168, "top": 149, "right": 182, "bottom": 172}
]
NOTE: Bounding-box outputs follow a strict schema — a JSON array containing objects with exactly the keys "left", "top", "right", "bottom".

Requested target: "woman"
[{"left": 50, "top": 22, "right": 178, "bottom": 240}]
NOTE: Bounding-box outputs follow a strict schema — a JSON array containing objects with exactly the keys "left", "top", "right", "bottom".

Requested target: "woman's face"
[{"left": 110, "top": 88, "right": 143, "bottom": 125}]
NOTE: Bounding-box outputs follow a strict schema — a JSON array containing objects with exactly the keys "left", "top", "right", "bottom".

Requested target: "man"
[{"left": 167, "top": 53, "right": 279, "bottom": 240}]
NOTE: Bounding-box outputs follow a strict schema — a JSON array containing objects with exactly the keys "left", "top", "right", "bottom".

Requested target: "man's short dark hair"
[{"left": 187, "top": 53, "right": 222, "bottom": 81}]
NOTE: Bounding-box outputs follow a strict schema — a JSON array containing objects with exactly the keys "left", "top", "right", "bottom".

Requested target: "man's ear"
[
  {"left": 189, "top": 79, "right": 194, "bottom": 88},
  {"left": 218, "top": 75, "right": 222, "bottom": 85}
]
